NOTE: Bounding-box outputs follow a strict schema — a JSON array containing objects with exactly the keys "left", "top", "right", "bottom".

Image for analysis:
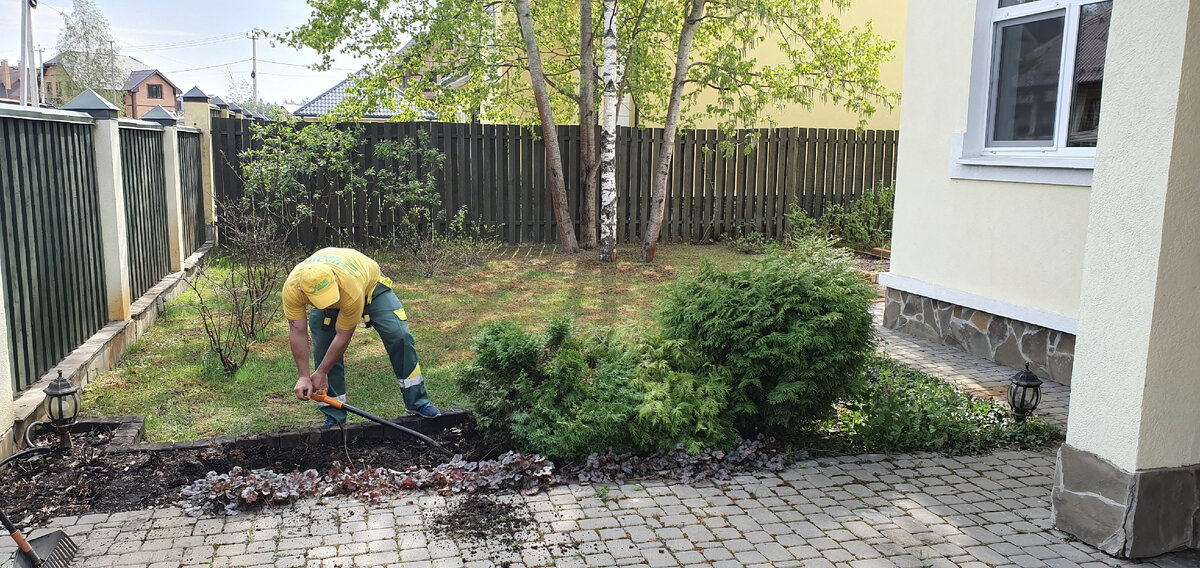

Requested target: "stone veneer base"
[
  {"left": 882, "top": 289, "right": 1075, "bottom": 384},
  {"left": 1053, "top": 444, "right": 1200, "bottom": 558}
]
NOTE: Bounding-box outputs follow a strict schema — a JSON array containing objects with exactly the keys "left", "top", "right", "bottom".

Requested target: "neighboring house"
[
  {"left": 294, "top": 68, "right": 435, "bottom": 121},
  {"left": 0, "top": 60, "right": 25, "bottom": 103},
  {"left": 123, "top": 69, "right": 181, "bottom": 119},
  {"left": 42, "top": 53, "right": 181, "bottom": 119},
  {"left": 885, "top": 0, "right": 1200, "bottom": 558}
]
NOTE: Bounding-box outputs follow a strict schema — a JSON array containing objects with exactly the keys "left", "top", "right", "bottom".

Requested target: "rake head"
[{"left": 12, "top": 530, "right": 77, "bottom": 568}]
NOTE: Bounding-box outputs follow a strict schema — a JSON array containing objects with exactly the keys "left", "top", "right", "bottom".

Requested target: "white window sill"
[{"left": 949, "top": 132, "right": 1094, "bottom": 187}]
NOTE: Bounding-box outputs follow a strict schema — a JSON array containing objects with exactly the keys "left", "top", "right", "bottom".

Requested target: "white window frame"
[{"left": 952, "top": 0, "right": 1110, "bottom": 186}]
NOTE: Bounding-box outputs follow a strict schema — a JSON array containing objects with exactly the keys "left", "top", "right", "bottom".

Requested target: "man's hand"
[
  {"left": 310, "top": 369, "right": 329, "bottom": 395},
  {"left": 294, "top": 375, "right": 313, "bottom": 400}
]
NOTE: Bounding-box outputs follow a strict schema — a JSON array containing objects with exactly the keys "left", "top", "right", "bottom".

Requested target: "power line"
[
  {"left": 258, "top": 58, "right": 357, "bottom": 72},
  {"left": 119, "top": 32, "right": 249, "bottom": 52},
  {"left": 165, "top": 59, "right": 251, "bottom": 73}
]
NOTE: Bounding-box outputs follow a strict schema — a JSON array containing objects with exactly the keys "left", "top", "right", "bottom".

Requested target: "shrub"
[
  {"left": 459, "top": 317, "right": 644, "bottom": 460},
  {"left": 834, "top": 357, "right": 1063, "bottom": 454},
  {"left": 628, "top": 340, "right": 736, "bottom": 453},
  {"left": 660, "top": 241, "right": 877, "bottom": 434},
  {"left": 724, "top": 224, "right": 769, "bottom": 255},
  {"left": 788, "top": 183, "right": 895, "bottom": 251},
  {"left": 461, "top": 318, "right": 744, "bottom": 459}
]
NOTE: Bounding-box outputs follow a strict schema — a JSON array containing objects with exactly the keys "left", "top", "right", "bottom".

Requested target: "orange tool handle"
[{"left": 310, "top": 390, "right": 343, "bottom": 408}]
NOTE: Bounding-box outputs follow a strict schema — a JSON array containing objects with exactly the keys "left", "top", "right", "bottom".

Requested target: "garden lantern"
[
  {"left": 43, "top": 371, "right": 79, "bottom": 448},
  {"left": 1008, "top": 363, "right": 1043, "bottom": 422}
]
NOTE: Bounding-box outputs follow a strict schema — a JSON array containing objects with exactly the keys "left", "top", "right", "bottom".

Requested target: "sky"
[{"left": 0, "top": 0, "right": 377, "bottom": 104}]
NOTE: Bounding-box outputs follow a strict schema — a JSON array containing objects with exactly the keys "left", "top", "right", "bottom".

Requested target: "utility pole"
[
  {"left": 37, "top": 46, "right": 44, "bottom": 105},
  {"left": 19, "top": 0, "right": 36, "bottom": 106},
  {"left": 110, "top": 39, "right": 116, "bottom": 109},
  {"left": 250, "top": 32, "right": 258, "bottom": 105}
]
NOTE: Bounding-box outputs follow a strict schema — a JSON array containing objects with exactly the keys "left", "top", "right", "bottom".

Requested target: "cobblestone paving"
[
  {"left": 5, "top": 306, "right": 1195, "bottom": 567},
  {"left": 21, "top": 450, "right": 1198, "bottom": 568}
]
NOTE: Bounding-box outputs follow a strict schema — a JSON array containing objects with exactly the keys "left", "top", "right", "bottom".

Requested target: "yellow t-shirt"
[{"left": 282, "top": 248, "right": 381, "bottom": 330}]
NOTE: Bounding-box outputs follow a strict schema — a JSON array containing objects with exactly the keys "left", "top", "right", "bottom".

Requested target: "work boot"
[
  {"left": 323, "top": 416, "right": 343, "bottom": 427},
  {"left": 411, "top": 403, "right": 442, "bottom": 418}
]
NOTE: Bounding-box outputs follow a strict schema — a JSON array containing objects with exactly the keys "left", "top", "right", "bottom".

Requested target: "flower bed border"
[{"left": 67, "top": 410, "right": 472, "bottom": 455}]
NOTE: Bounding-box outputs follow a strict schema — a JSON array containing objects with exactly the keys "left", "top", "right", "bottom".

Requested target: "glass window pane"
[
  {"left": 1067, "top": 1, "right": 1112, "bottom": 148},
  {"left": 999, "top": 0, "right": 1040, "bottom": 7},
  {"left": 990, "top": 14, "right": 1064, "bottom": 146}
]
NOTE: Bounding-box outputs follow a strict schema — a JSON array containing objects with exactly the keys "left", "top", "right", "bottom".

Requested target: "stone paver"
[{"left": 4, "top": 304, "right": 1193, "bottom": 567}]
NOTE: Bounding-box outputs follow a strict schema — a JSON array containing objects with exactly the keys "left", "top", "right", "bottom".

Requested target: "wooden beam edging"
[{"left": 102, "top": 408, "right": 472, "bottom": 454}]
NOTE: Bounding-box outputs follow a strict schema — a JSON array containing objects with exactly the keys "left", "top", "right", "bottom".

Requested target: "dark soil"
[
  {"left": 852, "top": 251, "right": 889, "bottom": 273},
  {"left": 0, "top": 422, "right": 490, "bottom": 529},
  {"left": 427, "top": 493, "right": 578, "bottom": 565}
]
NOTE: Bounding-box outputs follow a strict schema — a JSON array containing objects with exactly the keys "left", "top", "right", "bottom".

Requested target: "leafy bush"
[
  {"left": 660, "top": 242, "right": 877, "bottom": 434},
  {"left": 724, "top": 224, "right": 769, "bottom": 255},
  {"left": 788, "top": 183, "right": 894, "bottom": 250},
  {"left": 383, "top": 206, "right": 504, "bottom": 277},
  {"left": 833, "top": 357, "right": 1063, "bottom": 454}
]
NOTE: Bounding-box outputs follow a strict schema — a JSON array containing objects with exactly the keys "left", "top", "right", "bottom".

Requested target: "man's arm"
[
  {"left": 310, "top": 326, "right": 355, "bottom": 394},
  {"left": 289, "top": 319, "right": 314, "bottom": 399}
]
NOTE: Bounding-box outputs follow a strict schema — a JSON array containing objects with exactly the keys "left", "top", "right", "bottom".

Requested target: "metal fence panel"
[
  {"left": 120, "top": 127, "right": 170, "bottom": 300},
  {"left": 0, "top": 116, "right": 108, "bottom": 393}
]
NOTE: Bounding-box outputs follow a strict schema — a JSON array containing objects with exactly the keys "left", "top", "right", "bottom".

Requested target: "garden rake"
[
  {"left": 310, "top": 391, "right": 452, "bottom": 456},
  {"left": 0, "top": 504, "right": 77, "bottom": 568}
]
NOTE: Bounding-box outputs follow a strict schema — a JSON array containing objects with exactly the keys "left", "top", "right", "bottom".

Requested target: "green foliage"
[
  {"left": 628, "top": 340, "right": 736, "bottom": 453},
  {"left": 660, "top": 242, "right": 876, "bottom": 433},
  {"left": 833, "top": 357, "right": 1063, "bottom": 454},
  {"left": 789, "top": 184, "right": 895, "bottom": 251},
  {"left": 460, "top": 319, "right": 644, "bottom": 460},
  {"left": 723, "top": 224, "right": 769, "bottom": 255},
  {"left": 461, "top": 318, "right": 741, "bottom": 459},
  {"left": 280, "top": 0, "right": 898, "bottom": 132}
]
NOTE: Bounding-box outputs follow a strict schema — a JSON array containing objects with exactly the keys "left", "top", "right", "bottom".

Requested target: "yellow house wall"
[
  {"left": 683, "top": 0, "right": 906, "bottom": 130},
  {"left": 887, "top": 0, "right": 1090, "bottom": 320}
]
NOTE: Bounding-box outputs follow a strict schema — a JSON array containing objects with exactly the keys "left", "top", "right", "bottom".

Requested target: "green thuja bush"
[
  {"left": 459, "top": 317, "right": 643, "bottom": 460},
  {"left": 660, "top": 241, "right": 877, "bottom": 434},
  {"left": 628, "top": 340, "right": 736, "bottom": 453}
]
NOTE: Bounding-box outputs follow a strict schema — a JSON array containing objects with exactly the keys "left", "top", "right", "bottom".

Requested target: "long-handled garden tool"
[
  {"left": 310, "top": 391, "right": 452, "bottom": 457},
  {"left": 0, "top": 505, "right": 77, "bottom": 568}
]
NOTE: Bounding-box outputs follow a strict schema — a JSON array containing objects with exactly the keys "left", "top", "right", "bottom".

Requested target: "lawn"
[{"left": 82, "top": 244, "right": 761, "bottom": 442}]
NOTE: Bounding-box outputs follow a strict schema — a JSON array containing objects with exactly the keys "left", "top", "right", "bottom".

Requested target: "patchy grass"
[{"left": 83, "top": 244, "right": 759, "bottom": 441}]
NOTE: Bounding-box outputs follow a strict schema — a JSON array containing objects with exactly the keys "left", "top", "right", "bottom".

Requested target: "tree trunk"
[
  {"left": 578, "top": 0, "right": 599, "bottom": 250},
  {"left": 639, "top": 0, "right": 706, "bottom": 263},
  {"left": 515, "top": 0, "right": 580, "bottom": 253},
  {"left": 598, "top": 0, "right": 620, "bottom": 262}
]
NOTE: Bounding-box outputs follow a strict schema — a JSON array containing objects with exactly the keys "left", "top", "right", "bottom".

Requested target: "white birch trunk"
[{"left": 598, "top": 0, "right": 620, "bottom": 261}]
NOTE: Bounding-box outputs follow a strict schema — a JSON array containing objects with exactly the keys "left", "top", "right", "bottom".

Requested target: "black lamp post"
[
  {"left": 43, "top": 371, "right": 79, "bottom": 449},
  {"left": 1008, "top": 363, "right": 1043, "bottom": 422}
]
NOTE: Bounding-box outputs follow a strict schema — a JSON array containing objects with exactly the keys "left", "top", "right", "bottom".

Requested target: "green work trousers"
[{"left": 309, "top": 282, "right": 431, "bottom": 423}]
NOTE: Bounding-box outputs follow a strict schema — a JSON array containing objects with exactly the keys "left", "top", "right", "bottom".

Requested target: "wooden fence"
[
  {"left": 120, "top": 126, "right": 171, "bottom": 300},
  {"left": 212, "top": 119, "right": 897, "bottom": 247},
  {"left": 0, "top": 116, "right": 109, "bottom": 392},
  {"left": 179, "top": 131, "right": 206, "bottom": 256}
]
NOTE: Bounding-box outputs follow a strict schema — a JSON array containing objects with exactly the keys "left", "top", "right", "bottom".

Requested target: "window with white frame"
[{"left": 984, "top": 0, "right": 1112, "bottom": 154}]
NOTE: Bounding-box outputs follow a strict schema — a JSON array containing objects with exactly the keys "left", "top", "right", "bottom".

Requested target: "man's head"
[{"left": 296, "top": 265, "right": 339, "bottom": 309}]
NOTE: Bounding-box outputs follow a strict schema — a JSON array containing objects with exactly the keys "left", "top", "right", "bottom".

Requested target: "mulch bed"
[{"left": 0, "top": 421, "right": 493, "bottom": 528}]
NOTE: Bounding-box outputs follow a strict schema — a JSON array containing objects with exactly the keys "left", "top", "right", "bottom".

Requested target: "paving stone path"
[{"left": 6, "top": 306, "right": 1197, "bottom": 567}]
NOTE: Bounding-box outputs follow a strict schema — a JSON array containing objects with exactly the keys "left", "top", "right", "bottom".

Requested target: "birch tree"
[
  {"left": 597, "top": 0, "right": 621, "bottom": 262},
  {"left": 53, "top": 0, "right": 124, "bottom": 108}
]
